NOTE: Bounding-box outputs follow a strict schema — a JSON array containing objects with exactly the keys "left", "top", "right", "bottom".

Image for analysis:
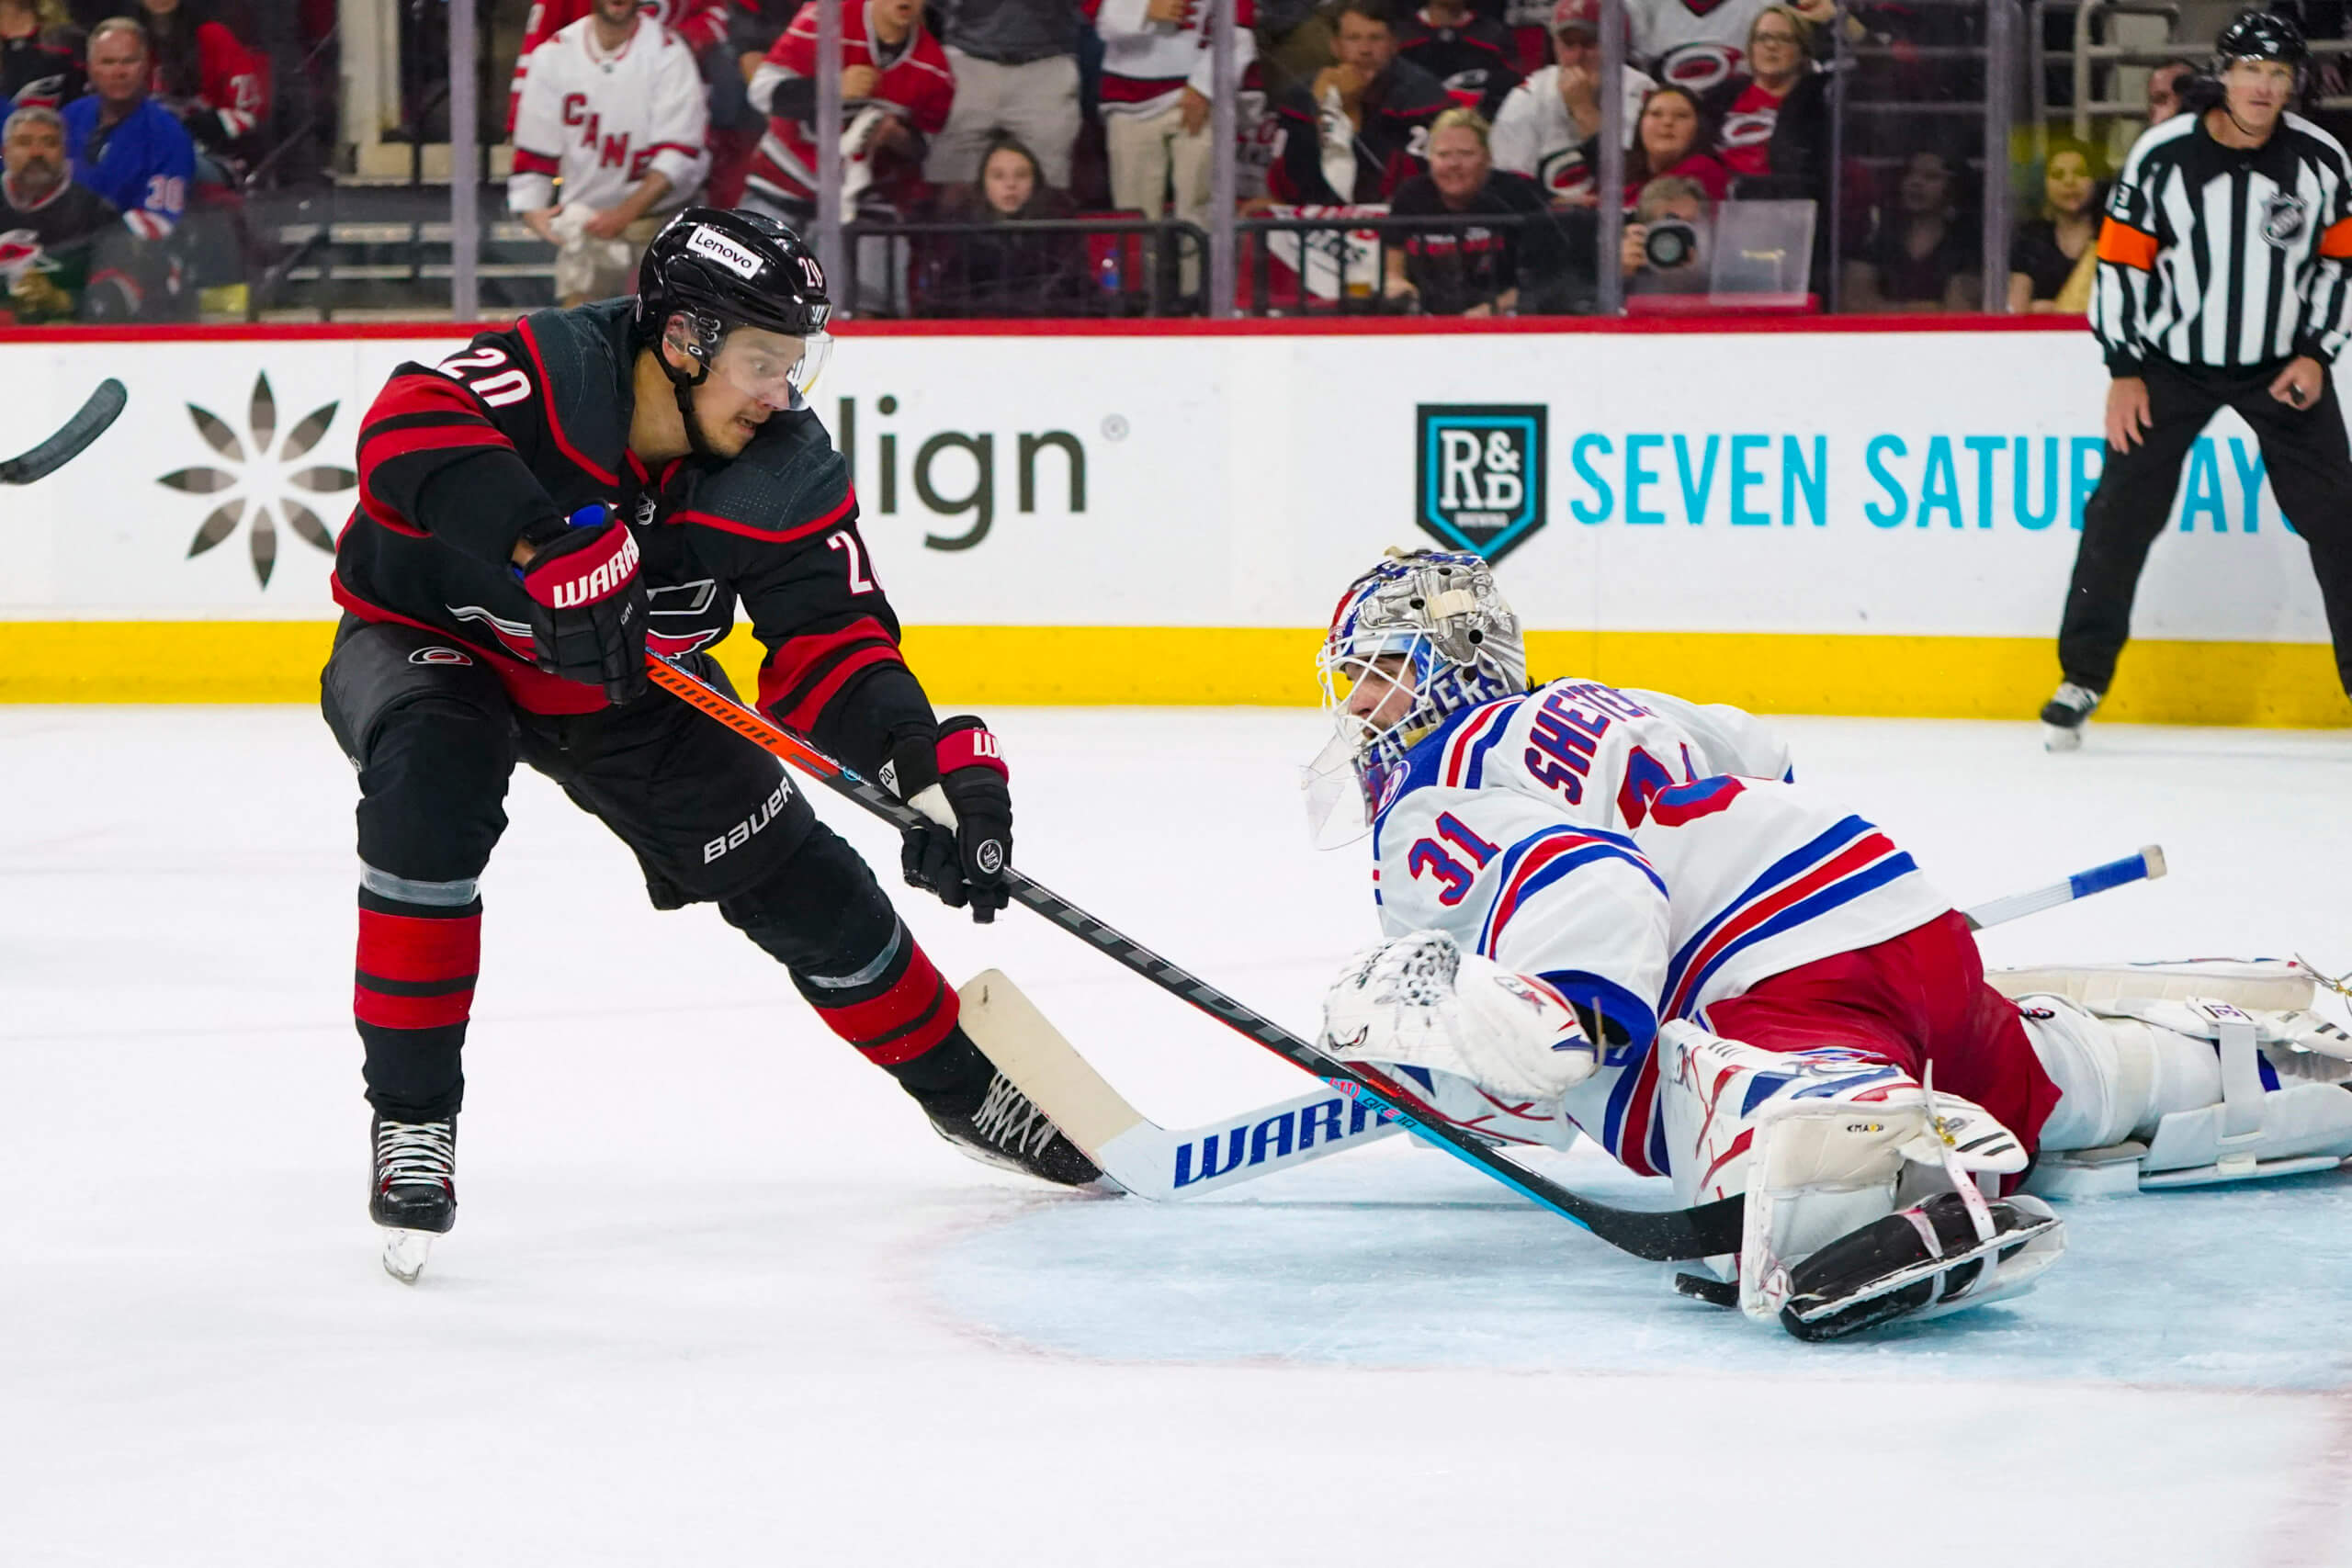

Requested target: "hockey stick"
[
  {"left": 0, "top": 378, "right": 126, "bottom": 485},
  {"left": 959, "top": 969, "right": 1408, "bottom": 1200},
  {"left": 646, "top": 652, "right": 1745, "bottom": 1263},
  {"left": 1961, "top": 845, "right": 2165, "bottom": 931},
  {"left": 965, "top": 844, "right": 2167, "bottom": 1204}
]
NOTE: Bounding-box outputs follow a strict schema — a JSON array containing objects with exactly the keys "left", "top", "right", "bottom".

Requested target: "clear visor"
[
  {"left": 695, "top": 325, "right": 833, "bottom": 407},
  {"left": 1300, "top": 640, "right": 1424, "bottom": 849}
]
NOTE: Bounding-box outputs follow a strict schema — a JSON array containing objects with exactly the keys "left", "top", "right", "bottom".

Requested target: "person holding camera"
[
  {"left": 1383, "top": 105, "right": 1555, "bottom": 313},
  {"left": 1620, "top": 172, "right": 1707, "bottom": 291},
  {"left": 2041, "top": 9, "right": 2352, "bottom": 748}
]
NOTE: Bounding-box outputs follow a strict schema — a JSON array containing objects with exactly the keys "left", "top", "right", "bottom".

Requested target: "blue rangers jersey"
[
  {"left": 61, "top": 96, "right": 192, "bottom": 241},
  {"left": 1368, "top": 678, "right": 1951, "bottom": 1177}
]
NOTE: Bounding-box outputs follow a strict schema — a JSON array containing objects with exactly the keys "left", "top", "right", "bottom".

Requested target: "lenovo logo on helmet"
[{"left": 686, "top": 227, "right": 763, "bottom": 279}]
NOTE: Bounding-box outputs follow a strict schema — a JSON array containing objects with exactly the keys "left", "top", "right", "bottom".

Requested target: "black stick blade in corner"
[{"left": 0, "top": 378, "right": 128, "bottom": 485}]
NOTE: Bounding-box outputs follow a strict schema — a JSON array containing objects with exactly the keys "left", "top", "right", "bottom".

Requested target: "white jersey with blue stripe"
[{"left": 1366, "top": 678, "right": 1951, "bottom": 1177}]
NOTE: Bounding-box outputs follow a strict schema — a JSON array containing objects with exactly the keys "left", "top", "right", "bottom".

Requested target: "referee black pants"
[{"left": 2058, "top": 355, "right": 2352, "bottom": 698}]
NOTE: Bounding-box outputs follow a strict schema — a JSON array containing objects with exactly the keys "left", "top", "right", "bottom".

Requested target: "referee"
[{"left": 2042, "top": 9, "right": 2352, "bottom": 749}]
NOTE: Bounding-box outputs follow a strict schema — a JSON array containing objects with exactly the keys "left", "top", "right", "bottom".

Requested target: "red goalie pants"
[{"left": 1702, "top": 909, "right": 2061, "bottom": 1158}]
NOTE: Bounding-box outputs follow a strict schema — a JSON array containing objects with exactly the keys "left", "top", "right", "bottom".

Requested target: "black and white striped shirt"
[{"left": 2092, "top": 109, "right": 2352, "bottom": 376}]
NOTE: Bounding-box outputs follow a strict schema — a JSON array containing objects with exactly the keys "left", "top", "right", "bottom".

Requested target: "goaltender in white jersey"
[{"left": 1307, "top": 549, "right": 2352, "bottom": 1339}]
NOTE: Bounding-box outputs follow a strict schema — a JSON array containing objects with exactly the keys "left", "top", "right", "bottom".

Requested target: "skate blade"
[
  {"left": 380, "top": 1228, "right": 435, "bottom": 1284},
  {"left": 2041, "top": 723, "right": 2084, "bottom": 753}
]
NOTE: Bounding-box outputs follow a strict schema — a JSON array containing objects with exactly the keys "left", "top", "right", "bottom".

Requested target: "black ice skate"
[
  {"left": 370, "top": 1114, "right": 457, "bottom": 1284},
  {"left": 2039, "top": 682, "right": 2102, "bottom": 752},
  {"left": 914, "top": 1072, "right": 1102, "bottom": 1188}
]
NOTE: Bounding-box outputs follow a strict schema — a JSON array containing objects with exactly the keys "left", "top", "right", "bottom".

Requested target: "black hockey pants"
[
  {"left": 319, "top": 616, "right": 947, "bottom": 1122},
  {"left": 2058, "top": 356, "right": 2352, "bottom": 698}
]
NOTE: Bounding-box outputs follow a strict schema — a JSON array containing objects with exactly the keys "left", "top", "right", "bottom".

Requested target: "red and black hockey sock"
[
  {"left": 355, "top": 886, "right": 481, "bottom": 1121},
  {"left": 789, "top": 923, "right": 984, "bottom": 1096}
]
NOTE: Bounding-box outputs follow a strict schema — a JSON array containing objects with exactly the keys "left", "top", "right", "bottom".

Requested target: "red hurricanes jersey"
[
  {"left": 744, "top": 0, "right": 954, "bottom": 210},
  {"left": 155, "top": 20, "right": 269, "bottom": 139},
  {"left": 1712, "top": 78, "right": 1781, "bottom": 178},
  {"left": 334, "top": 300, "right": 934, "bottom": 770}
]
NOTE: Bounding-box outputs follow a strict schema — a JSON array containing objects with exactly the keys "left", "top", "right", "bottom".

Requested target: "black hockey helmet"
[
  {"left": 633, "top": 208, "right": 832, "bottom": 452},
  {"left": 2214, "top": 8, "right": 2307, "bottom": 66}
]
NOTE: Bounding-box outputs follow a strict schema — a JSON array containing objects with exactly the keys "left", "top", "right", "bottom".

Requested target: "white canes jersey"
[
  {"left": 509, "top": 18, "right": 712, "bottom": 215},
  {"left": 1368, "top": 679, "right": 1951, "bottom": 1176},
  {"left": 1627, "top": 0, "right": 1768, "bottom": 94}
]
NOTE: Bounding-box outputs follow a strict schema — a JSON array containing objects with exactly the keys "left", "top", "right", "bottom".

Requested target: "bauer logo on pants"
[{"left": 1415, "top": 404, "right": 1547, "bottom": 564}]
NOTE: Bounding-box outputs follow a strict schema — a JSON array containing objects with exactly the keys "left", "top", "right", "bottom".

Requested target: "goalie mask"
[{"left": 1303, "top": 549, "right": 1528, "bottom": 847}]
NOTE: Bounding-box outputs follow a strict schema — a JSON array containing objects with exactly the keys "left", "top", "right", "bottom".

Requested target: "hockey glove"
[
  {"left": 514, "top": 504, "right": 648, "bottom": 704},
  {"left": 890, "top": 716, "right": 1012, "bottom": 923}
]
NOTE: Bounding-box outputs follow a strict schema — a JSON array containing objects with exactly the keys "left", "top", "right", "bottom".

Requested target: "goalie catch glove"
[{"left": 1320, "top": 931, "right": 1600, "bottom": 1102}]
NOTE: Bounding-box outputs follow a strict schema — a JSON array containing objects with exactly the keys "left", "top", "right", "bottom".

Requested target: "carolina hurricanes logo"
[
  {"left": 0, "top": 229, "right": 43, "bottom": 280},
  {"left": 646, "top": 626, "right": 723, "bottom": 656},
  {"left": 1657, "top": 41, "right": 1741, "bottom": 94},
  {"left": 408, "top": 646, "right": 475, "bottom": 666},
  {"left": 1539, "top": 144, "right": 1593, "bottom": 200},
  {"left": 1718, "top": 107, "right": 1776, "bottom": 149}
]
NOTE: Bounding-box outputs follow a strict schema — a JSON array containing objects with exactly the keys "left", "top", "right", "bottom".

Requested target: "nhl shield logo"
[
  {"left": 2263, "top": 192, "right": 2310, "bottom": 248},
  {"left": 1414, "top": 404, "right": 1547, "bottom": 563}
]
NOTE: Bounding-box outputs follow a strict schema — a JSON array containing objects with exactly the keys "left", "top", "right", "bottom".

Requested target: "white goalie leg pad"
[
  {"left": 1657, "top": 1022, "right": 2048, "bottom": 1325},
  {"left": 1321, "top": 931, "right": 1600, "bottom": 1102},
  {"left": 1987, "top": 957, "right": 2319, "bottom": 1014},
  {"left": 2019, "top": 991, "right": 2352, "bottom": 1194}
]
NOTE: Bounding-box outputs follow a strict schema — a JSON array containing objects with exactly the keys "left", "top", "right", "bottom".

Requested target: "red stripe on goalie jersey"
[
  {"left": 808, "top": 942, "right": 961, "bottom": 1066},
  {"left": 355, "top": 903, "right": 481, "bottom": 1032},
  {"left": 757, "top": 615, "right": 908, "bottom": 732},
  {"left": 356, "top": 372, "right": 520, "bottom": 535}
]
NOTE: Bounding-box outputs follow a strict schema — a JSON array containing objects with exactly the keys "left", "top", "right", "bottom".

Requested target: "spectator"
[
  {"left": 2007, "top": 138, "right": 2101, "bottom": 313},
  {"left": 1700, "top": 6, "right": 1826, "bottom": 196},
  {"left": 923, "top": 0, "right": 1081, "bottom": 191},
  {"left": 131, "top": 0, "right": 266, "bottom": 172},
  {"left": 1383, "top": 105, "right": 1553, "bottom": 313},
  {"left": 1094, "top": 0, "right": 1254, "bottom": 251},
  {"left": 1620, "top": 170, "right": 1708, "bottom": 292},
  {"left": 511, "top": 0, "right": 710, "bottom": 308},
  {"left": 1840, "top": 146, "right": 1978, "bottom": 311},
  {"left": 1270, "top": 0, "right": 1449, "bottom": 204},
  {"left": 510, "top": 1, "right": 731, "bottom": 130},
  {"left": 920, "top": 132, "right": 1087, "bottom": 315},
  {"left": 1489, "top": 0, "right": 1652, "bottom": 206},
  {"left": 0, "top": 0, "right": 80, "bottom": 108},
  {"left": 2144, "top": 57, "right": 2195, "bottom": 126},
  {"left": 1625, "top": 83, "right": 1727, "bottom": 207},
  {"left": 62, "top": 19, "right": 193, "bottom": 249},
  {"left": 1396, "top": 0, "right": 1521, "bottom": 118},
  {"left": 0, "top": 102, "right": 136, "bottom": 320},
  {"left": 1631, "top": 0, "right": 1844, "bottom": 94},
  {"left": 744, "top": 0, "right": 955, "bottom": 231}
]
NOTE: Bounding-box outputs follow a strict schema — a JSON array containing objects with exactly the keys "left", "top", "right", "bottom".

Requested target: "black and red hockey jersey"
[
  {"left": 333, "top": 299, "right": 937, "bottom": 774},
  {"left": 1395, "top": 7, "right": 1521, "bottom": 119}
]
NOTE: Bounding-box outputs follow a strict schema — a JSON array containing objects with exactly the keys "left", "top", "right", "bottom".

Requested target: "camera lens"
[{"left": 1645, "top": 219, "right": 1697, "bottom": 270}]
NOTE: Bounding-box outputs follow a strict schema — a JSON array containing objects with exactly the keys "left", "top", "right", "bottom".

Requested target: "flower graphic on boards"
[{"left": 158, "top": 372, "right": 356, "bottom": 587}]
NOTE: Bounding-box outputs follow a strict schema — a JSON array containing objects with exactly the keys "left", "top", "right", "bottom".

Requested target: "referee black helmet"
[{"left": 2214, "top": 8, "right": 2307, "bottom": 67}]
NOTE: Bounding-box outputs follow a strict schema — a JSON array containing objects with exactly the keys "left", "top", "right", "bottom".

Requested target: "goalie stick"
[
  {"left": 1, "top": 378, "right": 126, "bottom": 485},
  {"left": 647, "top": 652, "right": 1744, "bottom": 1262},
  {"left": 959, "top": 849, "right": 2170, "bottom": 1203},
  {"left": 650, "top": 656, "right": 2171, "bottom": 1258}
]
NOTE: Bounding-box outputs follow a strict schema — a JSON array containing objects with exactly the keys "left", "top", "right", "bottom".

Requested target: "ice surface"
[{"left": 4, "top": 705, "right": 2350, "bottom": 1566}]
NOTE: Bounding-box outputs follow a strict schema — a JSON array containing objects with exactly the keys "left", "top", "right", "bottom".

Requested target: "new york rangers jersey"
[
  {"left": 1369, "top": 679, "right": 1952, "bottom": 1177},
  {"left": 509, "top": 17, "right": 712, "bottom": 215}
]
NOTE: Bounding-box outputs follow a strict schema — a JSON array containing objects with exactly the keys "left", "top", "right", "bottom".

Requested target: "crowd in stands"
[
  {"left": 0, "top": 0, "right": 2265, "bottom": 322},
  {"left": 0, "top": 1, "right": 269, "bottom": 322}
]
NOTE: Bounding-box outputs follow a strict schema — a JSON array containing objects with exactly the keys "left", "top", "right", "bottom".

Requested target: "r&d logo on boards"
[{"left": 1415, "top": 404, "right": 1547, "bottom": 564}]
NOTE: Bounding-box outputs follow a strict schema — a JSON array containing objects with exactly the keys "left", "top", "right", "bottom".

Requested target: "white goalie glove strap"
[{"left": 1320, "top": 931, "right": 1599, "bottom": 1102}]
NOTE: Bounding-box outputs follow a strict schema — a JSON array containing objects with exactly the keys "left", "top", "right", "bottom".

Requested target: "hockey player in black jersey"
[{"left": 321, "top": 208, "right": 1099, "bottom": 1282}]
